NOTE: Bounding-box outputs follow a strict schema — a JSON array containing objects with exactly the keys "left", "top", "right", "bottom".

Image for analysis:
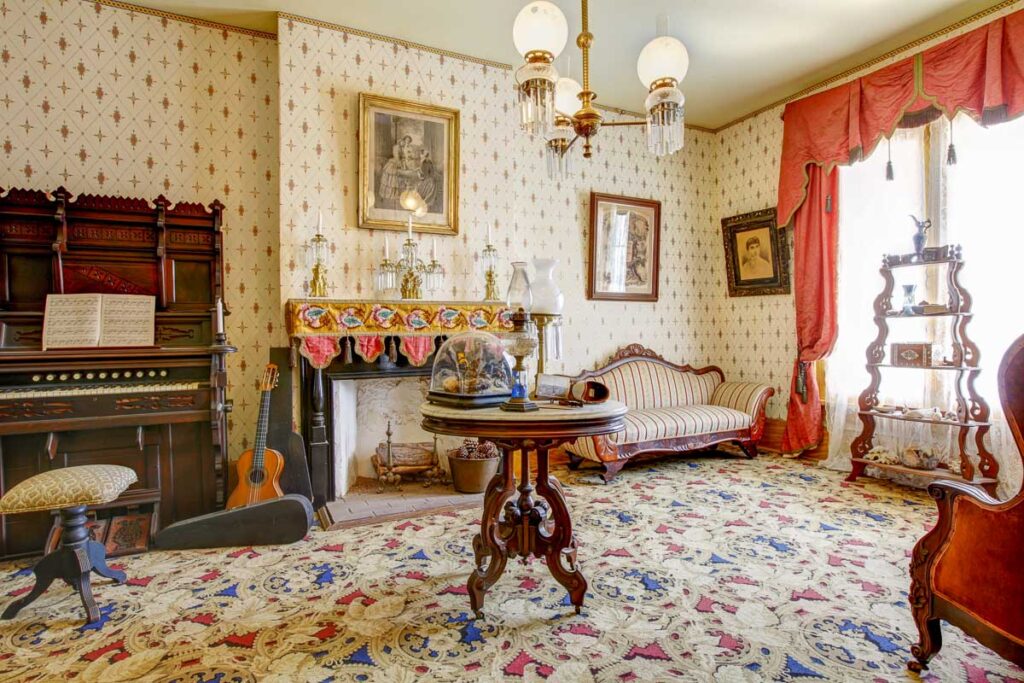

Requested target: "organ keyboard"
[{"left": 0, "top": 188, "right": 234, "bottom": 558}]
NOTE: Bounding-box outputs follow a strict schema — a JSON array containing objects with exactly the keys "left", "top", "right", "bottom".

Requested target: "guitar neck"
[{"left": 252, "top": 389, "right": 272, "bottom": 470}]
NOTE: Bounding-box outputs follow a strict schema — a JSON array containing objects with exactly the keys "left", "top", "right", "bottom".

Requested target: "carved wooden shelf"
[
  {"left": 848, "top": 244, "right": 998, "bottom": 493},
  {"left": 877, "top": 312, "right": 972, "bottom": 319},
  {"left": 857, "top": 410, "right": 990, "bottom": 428},
  {"left": 850, "top": 458, "right": 997, "bottom": 487},
  {"left": 867, "top": 363, "right": 982, "bottom": 371}
]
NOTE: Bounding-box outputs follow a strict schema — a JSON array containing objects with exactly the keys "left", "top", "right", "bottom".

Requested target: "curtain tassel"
[
  {"left": 946, "top": 117, "right": 957, "bottom": 165},
  {"left": 885, "top": 137, "right": 894, "bottom": 181},
  {"left": 796, "top": 360, "right": 808, "bottom": 403},
  {"left": 342, "top": 336, "right": 353, "bottom": 364}
]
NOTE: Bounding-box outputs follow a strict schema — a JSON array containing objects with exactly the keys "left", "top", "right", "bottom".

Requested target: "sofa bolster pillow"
[{"left": 710, "top": 381, "right": 774, "bottom": 417}]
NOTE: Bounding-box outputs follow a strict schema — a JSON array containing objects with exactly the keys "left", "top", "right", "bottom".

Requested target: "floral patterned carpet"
[{"left": 1, "top": 456, "right": 1021, "bottom": 682}]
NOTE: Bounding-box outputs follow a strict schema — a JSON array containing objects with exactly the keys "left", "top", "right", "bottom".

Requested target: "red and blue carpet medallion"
[{"left": 0, "top": 457, "right": 1020, "bottom": 682}]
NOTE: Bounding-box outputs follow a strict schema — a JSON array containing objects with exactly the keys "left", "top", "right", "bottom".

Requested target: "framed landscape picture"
[
  {"left": 358, "top": 93, "right": 460, "bottom": 235},
  {"left": 587, "top": 192, "right": 661, "bottom": 302},
  {"left": 721, "top": 207, "right": 790, "bottom": 296}
]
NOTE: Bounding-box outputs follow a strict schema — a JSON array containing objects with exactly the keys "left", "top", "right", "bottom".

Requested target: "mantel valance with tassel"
[{"left": 286, "top": 299, "right": 512, "bottom": 369}]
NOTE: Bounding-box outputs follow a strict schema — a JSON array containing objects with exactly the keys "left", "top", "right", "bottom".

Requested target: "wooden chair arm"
[{"left": 928, "top": 480, "right": 1001, "bottom": 510}]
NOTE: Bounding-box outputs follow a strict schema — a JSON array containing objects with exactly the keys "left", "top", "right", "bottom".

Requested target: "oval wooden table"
[{"left": 420, "top": 400, "right": 627, "bottom": 618}]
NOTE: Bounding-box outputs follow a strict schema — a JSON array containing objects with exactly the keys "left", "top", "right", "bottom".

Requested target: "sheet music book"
[{"left": 43, "top": 294, "right": 155, "bottom": 350}]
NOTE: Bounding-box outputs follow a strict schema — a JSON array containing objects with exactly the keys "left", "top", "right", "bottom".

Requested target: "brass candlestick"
[
  {"left": 530, "top": 312, "right": 562, "bottom": 377},
  {"left": 482, "top": 242, "right": 500, "bottom": 301},
  {"left": 307, "top": 226, "right": 329, "bottom": 298}
]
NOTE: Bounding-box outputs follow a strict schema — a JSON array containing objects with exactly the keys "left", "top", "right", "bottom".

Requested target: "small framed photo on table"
[
  {"left": 587, "top": 192, "right": 661, "bottom": 302},
  {"left": 721, "top": 207, "right": 790, "bottom": 297}
]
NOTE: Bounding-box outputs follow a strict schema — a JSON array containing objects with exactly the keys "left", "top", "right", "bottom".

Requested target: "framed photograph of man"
[
  {"left": 721, "top": 208, "right": 790, "bottom": 297},
  {"left": 587, "top": 192, "right": 661, "bottom": 302},
  {"left": 358, "top": 94, "right": 459, "bottom": 235}
]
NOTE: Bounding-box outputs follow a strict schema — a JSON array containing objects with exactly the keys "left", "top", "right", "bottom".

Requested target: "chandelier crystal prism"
[{"left": 512, "top": 0, "right": 689, "bottom": 178}]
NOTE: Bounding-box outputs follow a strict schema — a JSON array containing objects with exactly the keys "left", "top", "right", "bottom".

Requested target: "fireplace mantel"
[
  {"left": 286, "top": 298, "right": 512, "bottom": 368},
  {"left": 286, "top": 298, "right": 512, "bottom": 505}
]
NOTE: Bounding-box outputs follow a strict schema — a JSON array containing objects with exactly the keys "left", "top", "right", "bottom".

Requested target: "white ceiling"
[{"left": 129, "top": 0, "right": 1003, "bottom": 128}]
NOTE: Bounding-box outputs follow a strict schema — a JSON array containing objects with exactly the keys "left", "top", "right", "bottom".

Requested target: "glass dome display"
[{"left": 427, "top": 331, "right": 515, "bottom": 409}]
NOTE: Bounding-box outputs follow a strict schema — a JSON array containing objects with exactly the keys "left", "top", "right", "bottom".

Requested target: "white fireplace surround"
[{"left": 330, "top": 376, "right": 458, "bottom": 498}]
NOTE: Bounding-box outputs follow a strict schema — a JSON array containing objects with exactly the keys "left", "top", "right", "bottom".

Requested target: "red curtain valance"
[{"left": 778, "top": 9, "right": 1024, "bottom": 226}]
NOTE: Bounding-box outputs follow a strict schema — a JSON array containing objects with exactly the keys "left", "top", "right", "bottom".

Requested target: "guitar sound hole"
[{"left": 248, "top": 469, "right": 266, "bottom": 485}]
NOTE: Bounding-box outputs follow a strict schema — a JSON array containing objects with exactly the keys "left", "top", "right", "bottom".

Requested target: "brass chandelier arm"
[{"left": 601, "top": 120, "right": 647, "bottom": 127}]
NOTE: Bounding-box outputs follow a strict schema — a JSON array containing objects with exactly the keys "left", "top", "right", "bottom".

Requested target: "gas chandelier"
[{"left": 513, "top": 0, "right": 690, "bottom": 178}]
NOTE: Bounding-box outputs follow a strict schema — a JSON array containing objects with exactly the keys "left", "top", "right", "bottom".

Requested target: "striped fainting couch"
[{"left": 564, "top": 344, "right": 775, "bottom": 482}]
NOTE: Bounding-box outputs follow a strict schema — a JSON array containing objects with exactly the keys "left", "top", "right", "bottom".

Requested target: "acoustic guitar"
[{"left": 226, "top": 363, "right": 285, "bottom": 510}]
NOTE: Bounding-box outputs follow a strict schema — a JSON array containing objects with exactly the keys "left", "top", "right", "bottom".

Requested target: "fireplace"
[
  {"left": 286, "top": 298, "right": 514, "bottom": 507},
  {"left": 299, "top": 338, "right": 437, "bottom": 505}
]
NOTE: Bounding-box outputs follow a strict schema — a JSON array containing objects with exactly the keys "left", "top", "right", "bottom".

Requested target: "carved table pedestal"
[{"left": 420, "top": 400, "right": 627, "bottom": 618}]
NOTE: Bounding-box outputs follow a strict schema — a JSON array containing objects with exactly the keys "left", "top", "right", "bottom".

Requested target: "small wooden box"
[{"left": 891, "top": 342, "right": 933, "bottom": 367}]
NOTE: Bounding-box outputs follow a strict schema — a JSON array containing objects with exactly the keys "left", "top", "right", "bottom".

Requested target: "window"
[{"left": 825, "top": 114, "right": 1024, "bottom": 493}]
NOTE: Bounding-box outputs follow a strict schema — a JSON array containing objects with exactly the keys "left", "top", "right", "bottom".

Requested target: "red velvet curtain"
[
  {"left": 780, "top": 166, "right": 839, "bottom": 453},
  {"left": 778, "top": 9, "right": 1024, "bottom": 453}
]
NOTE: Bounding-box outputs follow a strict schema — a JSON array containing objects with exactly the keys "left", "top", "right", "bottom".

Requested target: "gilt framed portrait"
[
  {"left": 721, "top": 208, "right": 790, "bottom": 297},
  {"left": 358, "top": 93, "right": 460, "bottom": 235},
  {"left": 587, "top": 192, "right": 661, "bottom": 302}
]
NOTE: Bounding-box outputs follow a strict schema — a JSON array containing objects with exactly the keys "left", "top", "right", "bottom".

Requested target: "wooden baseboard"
[{"left": 759, "top": 417, "right": 829, "bottom": 460}]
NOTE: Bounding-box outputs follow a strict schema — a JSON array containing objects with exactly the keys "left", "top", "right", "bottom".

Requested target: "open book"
[{"left": 42, "top": 294, "right": 155, "bottom": 350}]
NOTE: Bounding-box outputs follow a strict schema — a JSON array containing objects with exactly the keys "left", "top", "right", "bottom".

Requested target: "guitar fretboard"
[{"left": 252, "top": 389, "right": 271, "bottom": 472}]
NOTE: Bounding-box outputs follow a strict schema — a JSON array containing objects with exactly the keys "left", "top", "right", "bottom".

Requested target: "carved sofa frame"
[{"left": 564, "top": 344, "right": 775, "bottom": 482}]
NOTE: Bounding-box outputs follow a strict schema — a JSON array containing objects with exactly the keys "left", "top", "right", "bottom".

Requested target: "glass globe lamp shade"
[
  {"left": 553, "top": 76, "right": 582, "bottom": 117},
  {"left": 636, "top": 36, "right": 690, "bottom": 89},
  {"left": 645, "top": 85, "right": 685, "bottom": 157},
  {"left": 505, "top": 261, "right": 533, "bottom": 313},
  {"left": 512, "top": 1, "right": 569, "bottom": 58}
]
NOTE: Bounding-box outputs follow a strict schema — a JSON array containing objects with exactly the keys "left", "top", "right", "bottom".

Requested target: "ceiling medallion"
[{"left": 512, "top": 0, "right": 689, "bottom": 178}]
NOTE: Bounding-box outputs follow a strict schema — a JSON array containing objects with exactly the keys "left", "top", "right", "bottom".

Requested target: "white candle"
[
  {"left": 214, "top": 297, "right": 224, "bottom": 336},
  {"left": 384, "top": 235, "right": 390, "bottom": 260},
  {"left": 317, "top": 209, "right": 323, "bottom": 231},
  {"left": 407, "top": 214, "right": 413, "bottom": 240},
  {"left": 432, "top": 237, "right": 437, "bottom": 260}
]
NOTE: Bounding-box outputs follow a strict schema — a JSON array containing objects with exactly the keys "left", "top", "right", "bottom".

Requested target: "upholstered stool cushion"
[{"left": 0, "top": 465, "right": 137, "bottom": 514}]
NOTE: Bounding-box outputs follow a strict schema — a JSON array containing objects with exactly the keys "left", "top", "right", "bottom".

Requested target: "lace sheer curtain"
[{"left": 823, "top": 116, "right": 1023, "bottom": 498}]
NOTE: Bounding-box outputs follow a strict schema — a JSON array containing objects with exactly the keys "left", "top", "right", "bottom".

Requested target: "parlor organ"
[{"left": 0, "top": 188, "right": 234, "bottom": 558}]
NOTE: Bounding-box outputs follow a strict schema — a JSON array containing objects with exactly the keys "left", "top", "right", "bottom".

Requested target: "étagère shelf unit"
[{"left": 846, "top": 244, "right": 999, "bottom": 495}]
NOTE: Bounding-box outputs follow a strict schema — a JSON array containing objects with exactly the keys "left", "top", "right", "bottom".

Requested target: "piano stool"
[{"left": 0, "top": 465, "right": 137, "bottom": 624}]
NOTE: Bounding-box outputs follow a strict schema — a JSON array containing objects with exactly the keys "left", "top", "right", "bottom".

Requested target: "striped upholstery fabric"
[
  {"left": 622, "top": 405, "right": 750, "bottom": 442},
  {"left": 710, "top": 382, "right": 774, "bottom": 416},
  {"left": 596, "top": 361, "right": 721, "bottom": 410},
  {"left": 565, "top": 405, "right": 750, "bottom": 460}
]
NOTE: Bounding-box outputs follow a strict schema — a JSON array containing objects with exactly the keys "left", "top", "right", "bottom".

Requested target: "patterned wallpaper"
[
  {"left": 276, "top": 14, "right": 725, "bottom": 377},
  {"left": 713, "top": 110, "right": 790, "bottom": 419},
  {"left": 0, "top": 0, "right": 280, "bottom": 455}
]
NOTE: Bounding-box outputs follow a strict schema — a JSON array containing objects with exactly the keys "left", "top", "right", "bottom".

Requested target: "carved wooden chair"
[{"left": 908, "top": 333, "right": 1024, "bottom": 671}]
